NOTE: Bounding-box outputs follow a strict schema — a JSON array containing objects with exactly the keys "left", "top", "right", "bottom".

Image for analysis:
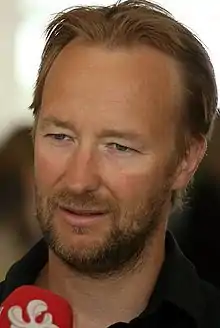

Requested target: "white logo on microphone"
[
  {"left": 7, "top": 299, "right": 59, "bottom": 328},
  {"left": 0, "top": 306, "right": 3, "bottom": 315}
]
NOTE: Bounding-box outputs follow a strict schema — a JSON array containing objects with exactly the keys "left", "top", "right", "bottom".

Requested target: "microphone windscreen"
[{"left": 0, "top": 285, "right": 73, "bottom": 327}]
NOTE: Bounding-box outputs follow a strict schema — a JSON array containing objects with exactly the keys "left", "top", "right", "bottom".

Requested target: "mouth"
[
  {"left": 58, "top": 206, "right": 108, "bottom": 227},
  {"left": 60, "top": 205, "right": 107, "bottom": 215}
]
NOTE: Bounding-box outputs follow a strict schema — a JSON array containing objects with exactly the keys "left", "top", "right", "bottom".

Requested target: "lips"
[
  {"left": 59, "top": 206, "right": 107, "bottom": 216},
  {"left": 58, "top": 205, "right": 108, "bottom": 228}
]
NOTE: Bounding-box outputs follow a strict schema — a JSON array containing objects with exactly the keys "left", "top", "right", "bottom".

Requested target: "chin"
[{"left": 60, "top": 228, "right": 106, "bottom": 250}]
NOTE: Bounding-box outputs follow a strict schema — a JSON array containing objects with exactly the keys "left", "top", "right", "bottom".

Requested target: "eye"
[
  {"left": 108, "top": 143, "right": 135, "bottom": 153},
  {"left": 45, "top": 133, "right": 71, "bottom": 141}
]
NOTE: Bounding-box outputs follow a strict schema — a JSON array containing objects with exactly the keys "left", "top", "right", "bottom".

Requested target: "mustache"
[{"left": 42, "top": 188, "right": 117, "bottom": 213}]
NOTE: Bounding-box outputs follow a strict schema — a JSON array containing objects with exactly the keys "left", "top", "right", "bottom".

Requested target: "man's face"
[{"left": 34, "top": 42, "right": 182, "bottom": 276}]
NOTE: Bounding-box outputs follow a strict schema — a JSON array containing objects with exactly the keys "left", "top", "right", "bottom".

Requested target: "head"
[{"left": 31, "top": 0, "right": 218, "bottom": 277}]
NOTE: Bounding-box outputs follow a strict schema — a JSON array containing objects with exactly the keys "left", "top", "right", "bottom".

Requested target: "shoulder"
[
  {"left": 199, "top": 279, "right": 220, "bottom": 327},
  {"left": 0, "top": 280, "right": 6, "bottom": 303}
]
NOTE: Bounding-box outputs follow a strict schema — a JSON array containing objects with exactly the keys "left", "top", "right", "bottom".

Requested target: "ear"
[{"left": 172, "top": 136, "right": 207, "bottom": 190}]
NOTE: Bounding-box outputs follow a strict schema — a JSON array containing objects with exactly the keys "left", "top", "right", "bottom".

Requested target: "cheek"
[
  {"left": 34, "top": 139, "right": 68, "bottom": 192},
  {"left": 101, "top": 157, "right": 162, "bottom": 204}
]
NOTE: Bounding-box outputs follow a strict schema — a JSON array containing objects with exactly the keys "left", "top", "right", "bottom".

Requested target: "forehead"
[{"left": 41, "top": 42, "right": 182, "bottom": 138}]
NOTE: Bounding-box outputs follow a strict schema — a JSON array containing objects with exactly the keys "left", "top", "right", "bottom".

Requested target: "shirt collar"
[
  {"left": 142, "top": 231, "right": 205, "bottom": 325},
  {"left": 1, "top": 238, "right": 48, "bottom": 301}
]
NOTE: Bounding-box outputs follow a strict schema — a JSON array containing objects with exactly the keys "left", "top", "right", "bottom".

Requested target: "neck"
[{"left": 37, "top": 227, "right": 166, "bottom": 328}]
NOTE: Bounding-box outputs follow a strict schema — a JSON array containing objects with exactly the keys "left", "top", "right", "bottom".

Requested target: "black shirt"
[{"left": 1, "top": 231, "right": 220, "bottom": 327}]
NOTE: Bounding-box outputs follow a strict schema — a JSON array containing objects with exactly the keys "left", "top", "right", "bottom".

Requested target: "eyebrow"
[
  {"left": 40, "top": 117, "right": 76, "bottom": 132},
  {"left": 98, "top": 129, "right": 146, "bottom": 145}
]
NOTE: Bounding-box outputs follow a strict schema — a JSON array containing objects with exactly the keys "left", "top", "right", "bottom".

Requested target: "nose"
[{"left": 63, "top": 146, "right": 101, "bottom": 194}]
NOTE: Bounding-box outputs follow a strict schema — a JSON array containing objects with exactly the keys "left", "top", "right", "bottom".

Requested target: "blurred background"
[{"left": 0, "top": 0, "right": 220, "bottom": 288}]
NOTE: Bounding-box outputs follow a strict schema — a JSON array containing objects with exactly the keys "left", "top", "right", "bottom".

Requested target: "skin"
[{"left": 34, "top": 41, "right": 206, "bottom": 328}]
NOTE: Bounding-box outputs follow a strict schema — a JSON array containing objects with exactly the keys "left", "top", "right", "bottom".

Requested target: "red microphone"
[{"left": 0, "top": 285, "right": 73, "bottom": 327}]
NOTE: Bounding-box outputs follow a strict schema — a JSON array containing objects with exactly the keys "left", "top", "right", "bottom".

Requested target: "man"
[{"left": 0, "top": 0, "right": 219, "bottom": 327}]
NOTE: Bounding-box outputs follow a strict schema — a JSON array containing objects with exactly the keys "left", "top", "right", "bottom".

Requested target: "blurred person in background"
[
  {"left": 0, "top": 125, "right": 41, "bottom": 279},
  {"left": 170, "top": 116, "right": 220, "bottom": 288}
]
